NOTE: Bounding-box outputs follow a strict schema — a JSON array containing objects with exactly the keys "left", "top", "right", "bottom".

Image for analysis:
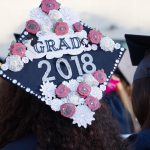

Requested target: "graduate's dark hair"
[
  {"left": 0, "top": 79, "right": 126, "bottom": 150},
  {"left": 132, "top": 77, "right": 150, "bottom": 129}
]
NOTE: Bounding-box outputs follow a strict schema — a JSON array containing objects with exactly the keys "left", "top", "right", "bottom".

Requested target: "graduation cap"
[
  {"left": 125, "top": 34, "right": 150, "bottom": 81},
  {"left": 0, "top": 0, "right": 126, "bottom": 128},
  {"left": 125, "top": 34, "right": 150, "bottom": 66}
]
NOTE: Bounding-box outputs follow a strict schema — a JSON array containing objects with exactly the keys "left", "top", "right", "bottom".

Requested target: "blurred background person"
[{"left": 125, "top": 34, "right": 150, "bottom": 150}]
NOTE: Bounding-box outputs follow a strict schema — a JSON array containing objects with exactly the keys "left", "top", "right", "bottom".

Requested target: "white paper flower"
[
  {"left": 30, "top": 8, "right": 53, "bottom": 33},
  {"left": 100, "top": 37, "right": 115, "bottom": 52},
  {"left": 61, "top": 98, "right": 68, "bottom": 103},
  {"left": 49, "top": 10, "right": 63, "bottom": 22},
  {"left": 40, "top": 81, "right": 56, "bottom": 100},
  {"left": 83, "top": 74, "right": 99, "bottom": 86},
  {"left": 50, "top": 98, "right": 64, "bottom": 111},
  {"left": 45, "top": 98, "right": 51, "bottom": 106},
  {"left": 78, "top": 98, "right": 85, "bottom": 105},
  {"left": 69, "top": 79, "right": 79, "bottom": 92},
  {"left": 40, "top": 25, "right": 53, "bottom": 35},
  {"left": 67, "top": 92, "right": 80, "bottom": 105},
  {"left": 63, "top": 79, "right": 79, "bottom": 92},
  {"left": 30, "top": 8, "right": 51, "bottom": 26},
  {"left": 100, "top": 85, "right": 106, "bottom": 92},
  {"left": 90, "top": 86, "right": 103, "bottom": 100},
  {"left": 59, "top": 7, "right": 80, "bottom": 25},
  {"left": 77, "top": 76, "right": 84, "bottom": 82},
  {"left": 6, "top": 55, "right": 24, "bottom": 72},
  {"left": 72, "top": 105, "right": 95, "bottom": 128}
]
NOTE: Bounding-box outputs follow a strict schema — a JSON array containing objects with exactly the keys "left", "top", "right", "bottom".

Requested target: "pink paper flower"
[
  {"left": 54, "top": 22, "right": 69, "bottom": 36},
  {"left": 41, "top": 0, "right": 60, "bottom": 13},
  {"left": 93, "top": 69, "right": 107, "bottom": 84},
  {"left": 105, "top": 79, "right": 120, "bottom": 94},
  {"left": 26, "top": 20, "right": 40, "bottom": 34},
  {"left": 77, "top": 82, "right": 91, "bottom": 97},
  {"left": 88, "top": 30, "right": 102, "bottom": 44},
  {"left": 10, "top": 43, "right": 26, "bottom": 58},
  {"left": 85, "top": 96, "right": 101, "bottom": 111},
  {"left": 55, "top": 84, "right": 70, "bottom": 98},
  {"left": 60, "top": 103, "right": 76, "bottom": 118},
  {"left": 73, "top": 22, "right": 83, "bottom": 32}
]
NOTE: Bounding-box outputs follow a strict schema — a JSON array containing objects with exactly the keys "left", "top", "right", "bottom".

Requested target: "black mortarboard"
[
  {"left": 125, "top": 34, "right": 150, "bottom": 65},
  {"left": 125, "top": 34, "right": 150, "bottom": 81},
  {"left": 0, "top": 0, "right": 126, "bottom": 128}
]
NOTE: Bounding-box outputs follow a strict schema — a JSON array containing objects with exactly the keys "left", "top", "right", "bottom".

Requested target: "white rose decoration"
[
  {"left": 90, "top": 86, "right": 103, "bottom": 100},
  {"left": 83, "top": 74, "right": 99, "bottom": 86},
  {"left": 6, "top": 55, "right": 24, "bottom": 72},
  {"left": 49, "top": 10, "right": 63, "bottom": 22},
  {"left": 100, "top": 37, "right": 115, "bottom": 52}
]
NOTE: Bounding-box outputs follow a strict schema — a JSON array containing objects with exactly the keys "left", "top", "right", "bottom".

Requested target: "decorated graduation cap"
[
  {"left": 125, "top": 34, "right": 150, "bottom": 81},
  {"left": 0, "top": 0, "right": 126, "bottom": 128}
]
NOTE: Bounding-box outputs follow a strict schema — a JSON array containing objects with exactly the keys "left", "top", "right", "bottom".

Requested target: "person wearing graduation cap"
[
  {"left": 0, "top": 0, "right": 128, "bottom": 149},
  {"left": 125, "top": 34, "right": 150, "bottom": 150}
]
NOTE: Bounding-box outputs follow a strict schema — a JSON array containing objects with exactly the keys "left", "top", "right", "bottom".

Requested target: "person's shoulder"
[
  {"left": 0, "top": 135, "right": 37, "bottom": 150},
  {"left": 128, "top": 129, "right": 150, "bottom": 150}
]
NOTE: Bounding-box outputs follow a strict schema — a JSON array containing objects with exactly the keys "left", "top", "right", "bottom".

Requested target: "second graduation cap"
[
  {"left": 125, "top": 34, "right": 150, "bottom": 66},
  {"left": 125, "top": 34, "right": 150, "bottom": 81},
  {"left": 0, "top": 0, "right": 126, "bottom": 128}
]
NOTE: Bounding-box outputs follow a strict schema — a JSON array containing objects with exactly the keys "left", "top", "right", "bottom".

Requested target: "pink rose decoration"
[
  {"left": 88, "top": 30, "right": 102, "bottom": 44},
  {"left": 105, "top": 79, "right": 120, "bottom": 94},
  {"left": 55, "top": 84, "right": 70, "bottom": 98},
  {"left": 60, "top": 103, "right": 76, "bottom": 118},
  {"left": 10, "top": 43, "right": 26, "bottom": 58},
  {"left": 77, "top": 82, "right": 91, "bottom": 97},
  {"left": 93, "top": 69, "right": 107, "bottom": 84},
  {"left": 26, "top": 20, "right": 40, "bottom": 34},
  {"left": 73, "top": 22, "right": 83, "bottom": 32},
  {"left": 85, "top": 96, "right": 101, "bottom": 111},
  {"left": 41, "top": 0, "right": 59, "bottom": 13},
  {"left": 54, "top": 22, "right": 69, "bottom": 36}
]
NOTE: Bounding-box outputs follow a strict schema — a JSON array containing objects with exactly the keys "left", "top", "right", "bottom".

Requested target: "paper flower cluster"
[
  {"left": 0, "top": 0, "right": 121, "bottom": 73},
  {"left": 40, "top": 69, "right": 107, "bottom": 128}
]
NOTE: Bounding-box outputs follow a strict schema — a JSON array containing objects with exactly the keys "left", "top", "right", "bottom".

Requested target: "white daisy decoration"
[
  {"left": 77, "top": 76, "right": 84, "bottom": 82},
  {"left": 50, "top": 98, "right": 64, "bottom": 112},
  {"left": 100, "top": 37, "right": 115, "bottom": 52},
  {"left": 59, "top": 7, "right": 80, "bottom": 25},
  {"left": 90, "top": 86, "right": 103, "bottom": 100},
  {"left": 83, "top": 74, "right": 99, "bottom": 86},
  {"left": 78, "top": 98, "right": 85, "bottom": 105},
  {"left": 40, "top": 81, "right": 57, "bottom": 100},
  {"left": 48, "top": 10, "right": 63, "bottom": 23},
  {"left": 61, "top": 98, "right": 68, "bottom": 103},
  {"left": 30, "top": 8, "right": 53, "bottom": 33},
  {"left": 45, "top": 98, "right": 52, "bottom": 106},
  {"left": 100, "top": 85, "right": 106, "bottom": 92},
  {"left": 72, "top": 105, "right": 95, "bottom": 128},
  {"left": 69, "top": 79, "right": 79, "bottom": 92},
  {"left": 67, "top": 92, "right": 80, "bottom": 105},
  {"left": 30, "top": 7, "right": 52, "bottom": 26}
]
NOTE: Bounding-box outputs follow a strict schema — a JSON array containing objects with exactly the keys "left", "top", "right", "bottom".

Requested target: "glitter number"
[
  {"left": 38, "top": 60, "right": 55, "bottom": 82},
  {"left": 38, "top": 53, "right": 96, "bottom": 81},
  {"left": 71, "top": 56, "right": 83, "bottom": 75},
  {"left": 56, "top": 58, "right": 73, "bottom": 80},
  {"left": 81, "top": 53, "right": 96, "bottom": 73}
]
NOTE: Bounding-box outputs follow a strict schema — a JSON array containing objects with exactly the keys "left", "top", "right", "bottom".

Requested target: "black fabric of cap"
[{"left": 125, "top": 34, "right": 150, "bottom": 66}]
